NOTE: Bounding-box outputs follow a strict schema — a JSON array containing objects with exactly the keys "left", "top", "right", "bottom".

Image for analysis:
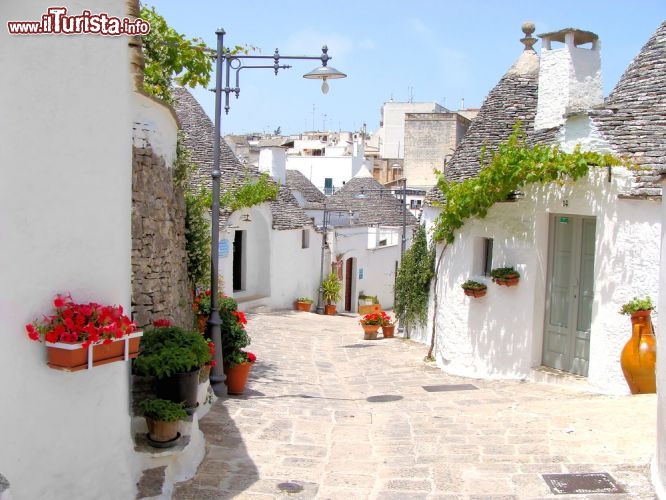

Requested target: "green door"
[{"left": 542, "top": 215, "right": 596, "bottom": 376}]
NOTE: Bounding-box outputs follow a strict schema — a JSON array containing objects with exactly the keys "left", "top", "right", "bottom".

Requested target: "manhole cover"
[
  {"left": 542, "top": 473, "right": 624, "bottom": 494},
  {"left": 277, "top": 481, "right": 304, "bottom": 493},
  {"left": 366, "top": 395, "right": 403, "bottom": 402},
  {"left": 422, "top": 384, "right": 479, "bottom": 392}
]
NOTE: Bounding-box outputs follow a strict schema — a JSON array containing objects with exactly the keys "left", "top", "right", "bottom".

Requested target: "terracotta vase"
[
  {"left": 224, "top": 361, "right": 254, "bottom": 395},
  {"left": 495, "top": 277, "right": 519, "bottom": 287},
  {"left": 46, "top": 332, "right": 142, "bottom": 371},
  {"left": 362, "top": 324, "right": 380, "bottom": 340},
  {"left": 464, "top": 288, "right": 487, "bottom": 298},
  {"left": 620, "top": 310, "right": 656, "bottom": 394},
  {"left": 146, "top": 418, "right": 180, "bottom": 446},
  {"left": 382, "top": 325, "right": 395, "bottom": 338},
  {"left": 324, "top": 304, "right": 337, "bottom": 315},
  {"left": 295, "top": 301, "right": 312, "bottom": 312}
]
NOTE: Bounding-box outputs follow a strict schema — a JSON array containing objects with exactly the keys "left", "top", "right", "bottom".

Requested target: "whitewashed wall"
[
  {"left": 133, "top": 92, "right": 178, "bottom": 166},
  {"left": 287, "top": 155, "right": 356, "bottom": 193},
  {"left": 0, "top": 1, "right": 137, "bottom": 498},
  {"left": 423, "top": 169, "right": 660, "bottom": 394}
]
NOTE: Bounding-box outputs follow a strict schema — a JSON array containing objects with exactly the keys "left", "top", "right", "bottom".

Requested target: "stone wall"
[{"left": 132, "top": 144, "right": 193, "bottom": 328}]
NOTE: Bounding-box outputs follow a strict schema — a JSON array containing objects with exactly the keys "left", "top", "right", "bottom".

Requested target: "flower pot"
[
  {"left": 295, "top": 301, "right": 312, "bottom": 312},
  {"left": 362, "top": 324, "right": 380, "bottom": 340},
  {"left": 324, "top": 304, "right": 337, "bottom": 315},
  {"left": 155, "top": 367, "right": 201, "bottom": 413},
  {"left": 464, "top": 288, "right": 487, "bottom": 298},
  {"left": 224, "top": 361, "right": 254, "bottom": 395},
  {"left": 620, "top": 310, "right": 656, "bottom": 394},
  {"left": 382, "top": 325, "right": 395, "bottom": 338},
  {"left": 494, "top": 277, "right": 519, "bottom": 287},
  {"left": 145, "top": 418, "right": 180, "bottom": 447},
  {"left": 197, "top": 314, "right": 208, "bottom": 333},
  {"left": 46, "top": 332, "right": 143, "bottom": 371}
]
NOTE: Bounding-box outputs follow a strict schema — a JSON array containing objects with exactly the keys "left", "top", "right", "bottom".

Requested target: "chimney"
[
  {"left": 258, "top": 146, "right": 286, "bottom": 184},
  {"left": 534, "top": 28, "right": 603, "bottom": 130}
]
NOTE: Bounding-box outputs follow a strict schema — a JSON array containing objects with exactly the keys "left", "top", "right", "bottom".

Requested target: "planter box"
[
  {"left": 358, "top": 304, "right": 381, "bottom": 315},
  {"left": 46, "top": 331, "right": 143, "bottom": 372},
  {"left": 295, "top": 301, "right": 312, "bottom": 312}
]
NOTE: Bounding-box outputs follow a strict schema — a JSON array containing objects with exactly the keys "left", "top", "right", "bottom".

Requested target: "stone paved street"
[{"left": 173, "top": 311, "right": 657, "bottom": 499}]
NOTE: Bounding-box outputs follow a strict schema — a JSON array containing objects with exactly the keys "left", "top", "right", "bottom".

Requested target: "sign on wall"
[
  {"left": 219, "top": 239, "right": 229, "bottom": 258},
  {"left": 359, "top": 268, "right": 364, "bottom": 279}
]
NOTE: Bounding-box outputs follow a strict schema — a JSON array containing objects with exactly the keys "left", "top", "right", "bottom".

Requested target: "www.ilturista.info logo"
[{"left": 7, "top": 7, "right": 150, "bottom": 36}]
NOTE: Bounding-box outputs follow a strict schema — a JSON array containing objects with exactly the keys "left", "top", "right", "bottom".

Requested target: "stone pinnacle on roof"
[{"left": 521, "top": 21, "right": 537, "bottom": 51}]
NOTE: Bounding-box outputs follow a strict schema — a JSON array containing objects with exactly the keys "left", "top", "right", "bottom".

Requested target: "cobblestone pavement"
[{"left": 174, "top": 311, "right": 657, "bottom": 499}]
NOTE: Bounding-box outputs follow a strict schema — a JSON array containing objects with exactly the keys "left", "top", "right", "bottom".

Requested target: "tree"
[{"left": 394, "top": 224, "right": 435, "bottom": 335}]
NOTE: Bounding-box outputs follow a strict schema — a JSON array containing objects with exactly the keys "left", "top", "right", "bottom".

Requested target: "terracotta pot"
[
  {"left": 464, "top": 288, "right": 487, "bottom": 298},
  {"left": 362, "top": 324, "right": 380, "bottom": 340},
  {"left": 224, "top": 361, "right": 254, "bottom": 395},
  {"left": 197, "top": 314, "right": 208, "bottom": 333},
  {"left": 620, "top": 310, "right": 656, "bottom": 394},
  {"left": 324, "top": 304, "right": 337, "bottom": 315},
  {"left": 495, "top": 277, "right": 519, "bottom": 287},
  {"left": 295, "top": 301, "right": 312, "bottom": 312},
  {"left": 46, "top": 332, "right": 142, "bottom": 371},
  {"left": 145, "top": 418, "right": 180, "bottom": 445},
  {"left": 382, "top": 325, "right": 395, "bottom": 338}
]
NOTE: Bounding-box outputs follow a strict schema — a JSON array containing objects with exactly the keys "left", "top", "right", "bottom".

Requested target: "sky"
[{"left": 147, "top": 1, "right": 664, "bottom": 136}]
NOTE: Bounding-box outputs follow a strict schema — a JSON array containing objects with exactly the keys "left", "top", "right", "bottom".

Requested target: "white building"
[{"left": 421, "top": 23, "right": 664, "bottom": 396}]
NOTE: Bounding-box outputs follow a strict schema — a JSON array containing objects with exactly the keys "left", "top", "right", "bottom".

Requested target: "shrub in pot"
[
  {"left": 134, "top": 326, "right": 212, "bottom": 413},
  {"left": 321, "top": 272, "right": 343, "bottom": 315},
  {"left": 140, "top": 398, "right": 188, "bottom": 447},
  {"left": 295, "top": 297, "right": 313, "bottom": 312}
]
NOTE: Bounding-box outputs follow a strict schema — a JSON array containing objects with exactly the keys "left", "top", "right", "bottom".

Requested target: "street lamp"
[{"left": 208, "top": 29, "right": 346, "bottom": 391}]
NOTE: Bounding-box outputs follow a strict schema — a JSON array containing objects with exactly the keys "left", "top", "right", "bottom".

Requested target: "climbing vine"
[
  {"left": 431, "top": 123, "right": 620, "bottom": 244},
  {"left": 394, "top": 224, "right": 435, "bottom": 332},
  {"left": 217, "top": 172, "right": 280, "bottom": 211}
]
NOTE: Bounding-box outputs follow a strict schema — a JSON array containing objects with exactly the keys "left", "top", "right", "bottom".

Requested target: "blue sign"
[
  {"left": 219, "top": 239, "right": 229, "bottom": 258},
  {"left": 359, "top": 268, "right": 364, "bottom": 279}
]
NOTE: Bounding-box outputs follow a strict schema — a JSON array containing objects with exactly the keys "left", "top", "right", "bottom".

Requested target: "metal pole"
[
  {"left": 315, "top": 206, "right": 327, "bottom": 314},
  {"left": 208, "top": 28, "right": 225, "bottom": 391},
  {"left": 401, "top": 178, "right": 407, "bottom": 257}
]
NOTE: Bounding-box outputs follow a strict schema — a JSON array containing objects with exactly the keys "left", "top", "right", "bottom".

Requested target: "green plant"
[
  {"left": 296, "top": 297, "right": 313, "bottom": 303},
  {"left": 358, "top": 293, "right": 379, "bottom": 304},
  {"left": 321, "top": 272, "right": 343, "bottom": 305},
  {"left": 219, "top": 297, "right": 252, "bottom": 366},
  {"left": 490, "top": 267, "right": 520, "bottom": 280},
  {"left": 139, "top": 398, "right": 188, "bottom": 422},
  {"left": 620, "top": 296, "right": 655, "bottom": 315},
  {"left": 431, "top": 123, "right": 620, "bottom": 244},
  {"left": 394, "top": 224, "right": 435, "bottom": 329},
  {"left": 461, "top": 280, "right": 487, "bottom": 291},
  {"left": 134, "top": 326, "right": 212, "bottom": 378},
  {"left": 192, "top": 289, "right": 225, "bottom": 316},
  {"left": 185, "top": 187, "right": 211, "bottom": 290}
]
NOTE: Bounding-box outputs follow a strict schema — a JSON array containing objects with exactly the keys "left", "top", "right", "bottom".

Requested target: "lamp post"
[
  {"left": 208, "top": 29, "right": 346, "bottom": 391},
  {"left": 315, "top": 205, "right": 330, "bottom": 315}
]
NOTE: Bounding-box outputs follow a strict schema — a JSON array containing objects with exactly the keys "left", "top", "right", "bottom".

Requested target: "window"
[
  {"left": 483, "top": 238, "right": 493, "bottom": 276},
  {"left": 324, "top": 178, "right": 333, "bottom": 195},
  {"left": 302, "top": 229, "right": 310, "bottom": 249},
  {"left": 410, "top": 199, "right": 422, "bottom": 209}
]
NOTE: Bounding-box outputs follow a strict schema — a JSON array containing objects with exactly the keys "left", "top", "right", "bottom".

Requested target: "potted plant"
[
  {"left": 219, "top": 297, "right": 256, "bottom": 395},
  {"left": 380, "top": 312, "right": 396, "bottom": 338},
  {"left": 358, "top": 293, "right": 381, "bottom": 315},
  {"left": 134, "top": 325, "right": 212, "bottom": 413},
  {"left": 359, "top": 312, "right": 385, "bottom": 340},
  {"left": 139, "top": 398, "right": 188, "bottom": 448},
  {"left": 490, "top": 267, "right": 520, "bottom": 287},
  {"left": 321, "top": 272, "right": 343, "bottom": 315},
  {"left": 619, "top": 296, "right": 656, "bottom": 395},
  {"left": 461, "top": 280, "right": 488, "bottom": 298},
  {"left": 25, "top": 292, "right": 141, "bottom": 371},
  {"left": 192, "top": 289, "right": 224, "bottom": 332},
  {"left": 295, "top": 297, "right": 313, "bottom": 312}
]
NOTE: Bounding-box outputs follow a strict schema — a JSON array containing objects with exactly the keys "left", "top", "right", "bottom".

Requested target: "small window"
[
  {"left": 483, "top": 238, "right": 493, "bottom": 276},
  {"left": 302, "top": 229, "right": 310, "bottom": 249},
  {"left": 324, "top": 178, "right": 333, "bottom": 195}
]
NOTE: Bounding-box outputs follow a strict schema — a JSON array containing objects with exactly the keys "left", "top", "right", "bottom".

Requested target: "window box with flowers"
[
  {"left": 25, "top": 293, "right": 140, "bottom": 371},
  {"left": 490, "top": 267, "right": 520, "bottom": 287},
  {"left": 359, "top": 312, "right": 388, "bottom": 340},
  {"left": 461, "top": 280, "right": 488, "bottom": 298}
]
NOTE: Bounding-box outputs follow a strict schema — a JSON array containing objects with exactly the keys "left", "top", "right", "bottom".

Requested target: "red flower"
[
  {"left": 152, "top": 318, "right": 171, "bottom": 327},
  {"left": 232, "top": 310, "right": 247, "bottom": 325},
  {"left": 245, "top": 351, "right": 256, "bottom": 363}
]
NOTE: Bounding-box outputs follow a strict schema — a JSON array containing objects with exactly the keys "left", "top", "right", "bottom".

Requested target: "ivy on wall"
[{"left": 431, "top": 123, "right": 620, "bottom": 244}]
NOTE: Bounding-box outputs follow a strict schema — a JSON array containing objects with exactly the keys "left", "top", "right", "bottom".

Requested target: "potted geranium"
[
  {"left": 219, "top": 296, "right": 256, "bottom": 395},
  {"left": 134, "top": 325, "right": 212, "bottom": 413},
  {"left": 25, "top": 292, "right": 141, "bottom": 371},
  {"left": 461, "top": 280, "right": 488, "bottom": 298},
  {"left": 619, "top": 296, "right": 656, "bottom": 394},
  {"left": 380, "top": 312, "right": 396, "bottom": 338},
  {"left": 321, "top": 272, "right": 343, "bottom": 315},
  {"left": 192, "top": 289, "right": 224, "bottom": 332},
  {"left": 295, "top": 297, "right": 313, "bottom": 312},
  {"left": 490, "top": 267, "right": 520, "bottom": 287},
  {"left": 359, "top": 312, "right": 385, "bottom": 340},
  {"left": 140, "top": 398, "right": 188, "bottom": 448}
]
